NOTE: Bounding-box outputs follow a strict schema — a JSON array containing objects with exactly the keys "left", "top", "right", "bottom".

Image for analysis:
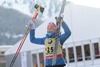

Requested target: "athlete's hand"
[
  {"left": 29, "top": 20, "right": 35, "bottom": 29},
  {"left": 25, "top": 20, "right": 35, "bottom": 29}
]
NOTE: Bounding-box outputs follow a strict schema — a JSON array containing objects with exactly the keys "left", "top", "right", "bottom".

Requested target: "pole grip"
[{"left": 32, "top": 12, "right": 38, "bottom": 19}]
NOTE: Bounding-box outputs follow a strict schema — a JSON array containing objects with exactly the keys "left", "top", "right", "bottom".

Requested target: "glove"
[
  {"left": 27, "top": 20, "right": 35, "bottom": 30},
  {"left": 55, "top": 13, "right": 64, "bottom": 20}
]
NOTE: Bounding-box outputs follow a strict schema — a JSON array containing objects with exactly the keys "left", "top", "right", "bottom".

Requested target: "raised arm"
[
  {"left": 60, "top": 21, "right": 71, "bottom": 45},
  {"left": 29, "top": 20, "right": 46, "bottom": 45},
  {"left": 30, "top": 29, "right": 46, "bottom": 45}
]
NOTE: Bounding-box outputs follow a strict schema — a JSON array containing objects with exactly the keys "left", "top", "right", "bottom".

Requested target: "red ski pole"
[{"left": 9, "top": 4, "right": 44, "bottom": 67}]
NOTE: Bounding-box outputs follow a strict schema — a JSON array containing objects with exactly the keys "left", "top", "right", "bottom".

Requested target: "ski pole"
[{"left": 9, "top": 4, "right": 44, "bottom": 67}]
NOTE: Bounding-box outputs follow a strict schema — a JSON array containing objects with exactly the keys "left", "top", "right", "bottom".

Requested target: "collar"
[{"left": 46, "top": 32, "right": 56, "bottom": 38}]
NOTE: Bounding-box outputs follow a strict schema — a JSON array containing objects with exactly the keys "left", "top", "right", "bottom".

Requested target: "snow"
[
  {"left": 1, "top": 0, "right": 100, "bottom": 18},
  {"left": 5, "top": 2, "right": 100, "bottom": 55},
  {"left": 64, "top": 59, "right": 100, "bottom": 67},
  {"left": 5, "top": 34, "right": 45, "bottom": 55},
  {"left": 12, "top": 3, "right": 31, "bottom": 16},
  {"left": 1, "top": 32, "right": 23, "bottom": 39},
  {"left": 0, "top": 0, "right": 63, "bottom": 20},
  {"left": 3, "top": 1, "right": 100, "bottom": 67}
]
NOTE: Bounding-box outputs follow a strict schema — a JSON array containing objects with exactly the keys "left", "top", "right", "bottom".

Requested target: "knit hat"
[{"left": 47, "top": 22, "right": 56, "bottom": 33}]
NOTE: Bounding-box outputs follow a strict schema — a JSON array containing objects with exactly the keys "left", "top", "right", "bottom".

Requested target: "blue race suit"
[{"left": 30, "top": 21, "right": 71, "bottom": 66}]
